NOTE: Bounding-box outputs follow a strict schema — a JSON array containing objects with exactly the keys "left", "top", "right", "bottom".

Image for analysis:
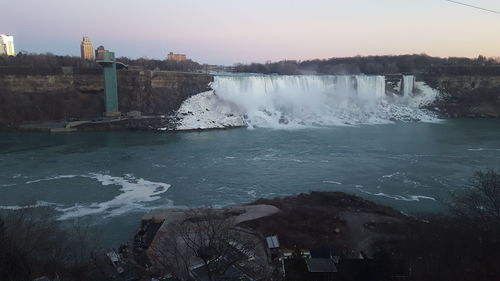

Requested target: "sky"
[{"left": 1, "top": 0, "right": 499, "bottom": 65}]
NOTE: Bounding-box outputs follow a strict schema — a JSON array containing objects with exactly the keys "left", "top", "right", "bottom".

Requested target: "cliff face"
[
  {"left": 0, "top": 68, "right": 212, "bottom": 125},
  {"left": 420, "top": 74, "right": 500, "bottom": 118},
  {"left": 1, "top": 68, "right": 499, "bottom": 128}
]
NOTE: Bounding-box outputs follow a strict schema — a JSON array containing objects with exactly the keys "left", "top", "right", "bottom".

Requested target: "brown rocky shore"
[
  {"left": 120, "top": 192, "right": 416, "bottom": 281},
  {"left": 240, "top": 191, "right": 411, "bottom": 258},
  {"left": 117, "top": 190, "right": 500, "bottom": 281}
]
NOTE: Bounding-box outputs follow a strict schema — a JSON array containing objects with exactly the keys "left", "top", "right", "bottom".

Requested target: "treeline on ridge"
[
  {"left": 0, "top": 52, "right": 203, "bottom": 72},
  {"left": 233, "top": 54, "right": 500, "bottom": 75}
]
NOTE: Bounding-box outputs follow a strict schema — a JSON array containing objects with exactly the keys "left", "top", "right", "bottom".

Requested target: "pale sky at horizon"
[{"left": 1, "top": 0, "right": 499, "bottom": 65}]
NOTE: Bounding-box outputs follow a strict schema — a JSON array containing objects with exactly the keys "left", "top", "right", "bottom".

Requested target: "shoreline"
[
  {"left": 2, "top": 115, "right": 499, "bottom": 133},
  {"left": 119, "top": 191, "right": 418, "bottom": 280},
  {"left": 131, "top": 191, "right": 414, "bottom": 260},
  {"left": 0, "top": 115, "right": 248, "bottom": 133}
]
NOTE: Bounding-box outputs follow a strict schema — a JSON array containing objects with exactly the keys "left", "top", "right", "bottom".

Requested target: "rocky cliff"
[
  {"left": 1, "top": 67, "right": 499, "bottom": 130},
  {"left": 0, "top": 67, "right": 212, "bottom": 127},
  {"left": 420, "top": 74, "right": 500, "bottom": 118}
]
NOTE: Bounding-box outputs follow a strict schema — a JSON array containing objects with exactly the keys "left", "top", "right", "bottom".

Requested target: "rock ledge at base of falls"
[{"left": 172, "top": 91, "right": 247, "bottom": 131}]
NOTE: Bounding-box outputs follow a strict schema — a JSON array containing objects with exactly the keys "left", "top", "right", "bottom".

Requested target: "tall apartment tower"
[
  {"left": 0, "top": 34, "right": 15, "bottom": 56},
  {"left": 80, "top": 36, "right": 94, "bottom": 60}
]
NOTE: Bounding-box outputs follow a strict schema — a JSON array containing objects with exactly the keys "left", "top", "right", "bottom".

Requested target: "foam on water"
[
  {"left": 1, "top": 173, "right": 171, "bottom": 220},
  {"left": 176, "top": 75, "right": 440, "bottom": 130},
  {"left": 467, "top": 148, "right": 500, "bottom": 152},
  {"left": 25, "top": 174, "right": 79, "bottom": 184},
  {"left": 59, "top": 173, "right": 171, "bottom": 220},
  {"left": 358, "top": 188, "right": 436, "bottom": 202},
  {"left": 0, "top": 200, "right": 62, "bottom": 210},
  {"left": 374, "top": 193, "right": 436, "bottom": 202},
  {"left": 382, "top": 172, "right": 402, "bottom": 178},
  {"left": 323, "top": 181, "right": 342, "bottom": 185},
  {"left": 247, "top": 190, "right": 257, "bottom": 198}
]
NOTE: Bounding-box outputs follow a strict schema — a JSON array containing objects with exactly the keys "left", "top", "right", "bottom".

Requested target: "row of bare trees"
[
  {"left": 0, "top": 53, "right": 99, "bottom": 69},
  {"left": 0, "top": 53, "right": 203, "bottom": 72},
  {"left": 452, "top": 169, "right": 500, "bottom": 221},
  {"left": 374, "top": 169, "right": 500, "bottom": 281},
  {"left": 0, "top": 210, "right": 113, "bottom": 281},
  {"left": 233, "top": 54, "right": 500, "bottom": 75},
  {"left": 116, "top": 57, "right": 202, "bottom": 72},
  {"left": 149, "top": 209, "right": 271, "bottom": 281}
]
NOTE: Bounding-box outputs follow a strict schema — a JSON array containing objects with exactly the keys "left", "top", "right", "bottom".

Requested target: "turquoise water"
[{"left": 1, "top": 119, "right": 499, "bottom": 245}]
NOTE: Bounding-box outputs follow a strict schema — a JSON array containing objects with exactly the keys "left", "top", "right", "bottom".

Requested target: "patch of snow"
[{"left": 175, "top": 91, "right": 247, "bottom": 130}]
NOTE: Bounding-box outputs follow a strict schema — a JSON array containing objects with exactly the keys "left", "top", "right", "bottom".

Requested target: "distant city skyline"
[{"left": 1, "top": 0, "right": 499, "bottom": 65}]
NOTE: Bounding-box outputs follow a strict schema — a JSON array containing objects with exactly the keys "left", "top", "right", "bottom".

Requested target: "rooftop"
[{"left": 305, "top": 258, "right": 338, "bottom": 273}]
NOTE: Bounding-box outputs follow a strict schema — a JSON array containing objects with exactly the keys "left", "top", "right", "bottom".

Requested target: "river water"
[{"left": 1, "top": 120, "right": 499, "bottom": 245}]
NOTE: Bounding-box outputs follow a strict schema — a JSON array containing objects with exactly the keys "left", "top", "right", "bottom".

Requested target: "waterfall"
[
  {"left": 174, "top": 74, "right": 439, "bottom": 130},
  {"left": 356, "top": 75, "right": 386, "bottom": 100},
  {"left": 402, "top": 75, "right": 415, "bottom": 97}
]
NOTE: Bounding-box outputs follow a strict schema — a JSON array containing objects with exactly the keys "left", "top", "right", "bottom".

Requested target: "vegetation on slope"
[
  {"left": 0, "top": 52, "right": 203, "bottom": 72},
  {"left": 233, "top": 54, "right": 500, "bottom": 75}
]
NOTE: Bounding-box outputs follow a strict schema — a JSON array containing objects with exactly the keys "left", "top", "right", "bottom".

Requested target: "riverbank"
[
  {"left": 241, "top": 191, "right": 411, "bottom": 258},
  {"left": 121, "top": 190, "right": 500, "bottom": 280},
  {"left": 0, "top": 115, "right": 177, "bottom": 132},
  {"left": 122, "top": 191, "right": 413, "bottom": 280},
  {"left": 136, "top": 191, "right": 412, "bottom": 259}
]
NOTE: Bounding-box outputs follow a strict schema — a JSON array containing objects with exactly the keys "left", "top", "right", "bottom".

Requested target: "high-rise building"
[
  {"left": 167, "top": 52, "right": 187, "bottom": 62},
  {"left": 0, "top": 34, "right": 15, "bottom": 56},
  {"left": 80, "top": 36, "right": 94, "bottom": 60}
]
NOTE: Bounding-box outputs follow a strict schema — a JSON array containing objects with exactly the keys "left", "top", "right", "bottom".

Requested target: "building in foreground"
[
  {"left": 167, "top": 52, "right": 187, "bottom": 62},
  {"left": 0, "top": 34, "right": 15, "bottom": 56},
  {"left": 80, "top": 36, "right": 94, "bottom": 60}
]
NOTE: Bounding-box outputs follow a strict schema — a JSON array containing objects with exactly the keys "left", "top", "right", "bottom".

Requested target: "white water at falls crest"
[{"left": 175, "top": 75, "right": 439, "bottom": 130}]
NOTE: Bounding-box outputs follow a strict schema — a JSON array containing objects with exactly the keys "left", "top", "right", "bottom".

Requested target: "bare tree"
[
  {"left": 0, "top": 209, "right": 112, "bottom": 281},
  {"left": 452, "top": 169, "right": 500, "bottom": 221},
  {"left": 150, "top": 209, "right": 257, "bottom": 281}
]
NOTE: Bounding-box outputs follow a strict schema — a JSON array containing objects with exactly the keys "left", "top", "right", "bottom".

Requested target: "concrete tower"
[
  {"left": 96, "top": 46, "right": 120, "bottom": 117},
  {"left": 0, "top": 34, "right": 15, "bottom": 56},
  {"left": 80, "top": 36, "right": 94, "bottom": 60}
]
